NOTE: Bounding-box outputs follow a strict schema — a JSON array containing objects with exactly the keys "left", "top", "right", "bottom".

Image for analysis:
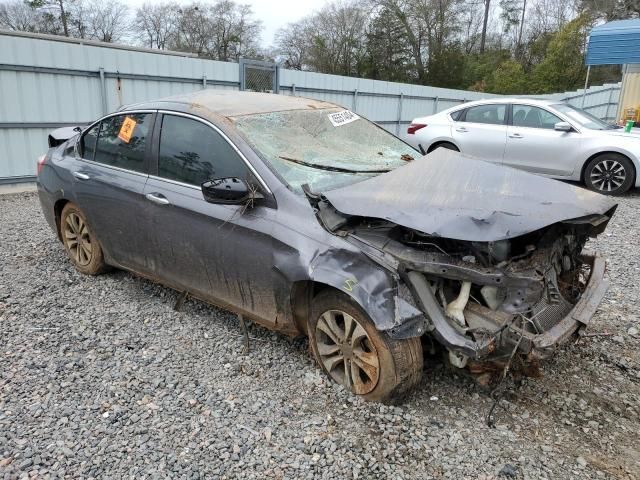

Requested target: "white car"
[{"left": 406, "top": 98, "right": 640, "bottom": 194}]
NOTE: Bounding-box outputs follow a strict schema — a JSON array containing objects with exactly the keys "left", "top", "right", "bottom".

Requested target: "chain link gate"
[{"left": 239, "top": 59, "right": 279, "bottom": 93}]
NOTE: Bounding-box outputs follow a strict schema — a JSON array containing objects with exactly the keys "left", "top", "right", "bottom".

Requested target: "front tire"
[
  {"left": 584, "top": 153, "right": 634, "bottom": 195},
  {"left": 308, "top": 290, "right": 423, "bottom": 403},
  {"left": 60, "top": 203, "right": 107, "bottom": 275}
]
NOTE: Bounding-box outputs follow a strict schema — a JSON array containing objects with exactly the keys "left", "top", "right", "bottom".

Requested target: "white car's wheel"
[{"left": 584, "top": 154, "right": 635, "bottom": 195}]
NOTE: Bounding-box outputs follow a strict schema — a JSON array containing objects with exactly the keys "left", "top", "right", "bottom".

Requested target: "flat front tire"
[
  {"left": 308, "top": 290, "right": 423, "bottom": 403},
  {"left": 584, "top": 153, "right": 634, "bottom": 195},
  {"left": 60, "top": 203, "right": 107, "bottom": 275}
]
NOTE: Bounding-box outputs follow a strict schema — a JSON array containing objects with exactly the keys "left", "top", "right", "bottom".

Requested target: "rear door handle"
[
  {"left": 145, "top": 192, "right": 170, "bottom": 205},
  {"left": 72, "top": 171, "right": 90, "bottom": 180},
  {"left": 455, "top": 127, "right": 468, "bottom": 133},
  {"left": 508, "top": 133, "right": 523, "bottom": 139}
]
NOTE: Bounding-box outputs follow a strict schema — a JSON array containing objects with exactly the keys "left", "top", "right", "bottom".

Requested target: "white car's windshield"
[
  {"left": 552, "top": 103, "right": 618, "bottom": 130},
  {"left": 232, "top": 108, "right": 417, "bottom": 193}
]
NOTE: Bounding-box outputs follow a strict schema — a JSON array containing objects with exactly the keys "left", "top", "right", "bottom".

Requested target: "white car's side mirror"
[{"left": 554, "top": 121, "right": 573, "bottom": 132}]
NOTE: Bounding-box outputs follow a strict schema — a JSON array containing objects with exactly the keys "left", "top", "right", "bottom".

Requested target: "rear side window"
[
  {"left": 158, "top": 115, "right": 249, "bottom": 186},
  {"left": 93, "top": 113, "right": 151, "bottom": 173},
  {"left": 450, "top": 109, "right": 464, "bottom": 121},
  {"left": 80, "top": 123, "right": 99, "bottom": 160},
  {"left": 461, "top": 104, "right": 506, "bottom": 125}
]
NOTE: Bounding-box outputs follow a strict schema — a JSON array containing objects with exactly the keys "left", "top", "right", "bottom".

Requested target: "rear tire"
[
  {"left": 584, "top": 153, "right": 634, "bottom": 195},
  {"left": 60, "top": 203, "right": 107, "bottom": 275},
  {"left": 428, "top": 142, "right": 459, "bottom": 153},
  {"left": 308, "top": 290, "right": 423, "bottom": 403}
]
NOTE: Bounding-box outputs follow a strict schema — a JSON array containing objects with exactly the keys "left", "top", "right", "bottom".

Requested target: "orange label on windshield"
[{"left": 118, "top": 116, "right": 137, "bottom": 143}]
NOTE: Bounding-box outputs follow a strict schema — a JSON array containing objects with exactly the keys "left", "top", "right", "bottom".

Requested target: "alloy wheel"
[
  {"left": 315, "top": 309, "right": 380, "bottom": 395},
  {"left": 590, "top": 159, "right": 626, "bottom": 192},
  {"left": 63, "top": 212, "right": 93, "bottom": 266}
]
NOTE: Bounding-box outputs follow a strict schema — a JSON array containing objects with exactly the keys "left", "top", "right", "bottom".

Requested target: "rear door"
[
  {"left": 503, "top": 104, "right": 581, "bottom": 176},
  {"left": 69, "top": 111, "right": 155, "bottom": 270},
  {"left": 142, "top": 112, "right": 281, "bottom": 325},
  {"left": 450, "top": 103, "right": 508, "bottom": 163}
]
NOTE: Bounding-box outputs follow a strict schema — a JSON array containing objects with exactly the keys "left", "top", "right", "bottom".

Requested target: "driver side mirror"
[
  {"left": 201, "top": 177, "right": 263, "bottom": 205},
  {"left": 554, "top": 121, "right": 573, "bottom": 132}
]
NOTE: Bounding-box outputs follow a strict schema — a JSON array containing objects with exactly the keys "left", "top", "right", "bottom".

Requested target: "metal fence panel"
[{"left": 0, "top": 31, "right": 623, "bottom": 183}]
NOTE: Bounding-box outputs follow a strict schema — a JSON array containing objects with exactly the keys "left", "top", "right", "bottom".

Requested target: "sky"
[
  {"left": 246, "top": 0, "right": 328, "bottom": 46},
  {"left": 126, "top": 0, "right": 330, "bottom": 47}
]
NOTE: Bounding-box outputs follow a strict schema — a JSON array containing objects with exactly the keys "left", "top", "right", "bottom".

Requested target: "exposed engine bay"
[{"left": 315, "top": 197, "right": 613, "bottom": 372}]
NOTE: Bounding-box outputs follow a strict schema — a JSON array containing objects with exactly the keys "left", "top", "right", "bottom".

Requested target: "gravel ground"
[{"left": 1, "top": 191, "right": 639, "bottom": 480}]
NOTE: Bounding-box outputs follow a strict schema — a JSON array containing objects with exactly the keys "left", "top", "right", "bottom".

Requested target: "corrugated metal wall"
[
  {"left": 279, "top": 69, "right": 496, "bottom": 136},
  {"left": 0, "top": 31, "right": 622, "bottom": 182},
  {"left": 526, "top": 82, "right": 621, "bottom": 122}
]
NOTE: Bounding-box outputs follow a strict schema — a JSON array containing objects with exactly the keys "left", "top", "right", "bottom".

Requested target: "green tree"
[
  {"left": 486, "top": 59, "right": 529, "bottom": 93},
  {"left": 530, "top": 13, "right": 591, "bottom": 93}
]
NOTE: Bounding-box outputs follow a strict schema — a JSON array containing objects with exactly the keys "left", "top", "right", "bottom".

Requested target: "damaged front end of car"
[{"left": 313, "top": 149, "right": 617, "bottom": 373}]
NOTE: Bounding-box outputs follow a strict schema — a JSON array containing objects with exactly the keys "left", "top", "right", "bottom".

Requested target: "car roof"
[
  {"left": 123, "top": 90, "right": 341, "bottom": 119},
  {"left": 447, "top": 97, "right": 560, "bottom": 110}
]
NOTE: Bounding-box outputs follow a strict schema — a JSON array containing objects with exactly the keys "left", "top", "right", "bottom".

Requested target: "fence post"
[
  {"left": 275, "top": 65, "right": 280, "bottom": 94},
  {"left": 433, "top": 96, "right": 439, "bottom": 114},
  {"left": 353, "top": 89, "right": 358, "bottom": 112},
  {"left": 396, "top": 92, "right": 404, "bottom": 135},
  {"left": 605, "top": 86, "right": 614, "bottom": 122},
  {"left": 99, "top": 67, "right": 108, "bottom": 115},
  {"left": 202, "top": 74, "right": 207, "bottom": 89}
]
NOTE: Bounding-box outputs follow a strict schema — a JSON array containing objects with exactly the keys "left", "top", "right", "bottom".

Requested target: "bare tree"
[
  {"left": 479, "top": 0, "right": 490, "bottom": 53},
  {"left": 172, "top": 3, "right": 210, "bottom": 56},
  {"left": 275, "top": 19, "right": 313, "bottom": 69},
  {"left": 88, "top": 0, "right": 129, "bottom": 42},
  {"left": 0, "top": 0, "right": 41, "bottom": 31},
  {"left": 134, "top": 2, "right": 179, "bottom": 49},
  {"left": 28, "top": 0, "right": 70, "bottom": 36}
]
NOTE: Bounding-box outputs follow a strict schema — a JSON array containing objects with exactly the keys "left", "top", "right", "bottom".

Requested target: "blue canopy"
[{"left": 586, "top": 19, "right": 640, "bottom": 65}]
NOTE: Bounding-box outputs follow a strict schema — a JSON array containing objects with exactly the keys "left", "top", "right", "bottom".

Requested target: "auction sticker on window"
[
  {"left": 118, "top": 116, "right": 137, "bottom": 143},
  {"left": 328, "top": 110, "right": 360, "bottom": 127}
]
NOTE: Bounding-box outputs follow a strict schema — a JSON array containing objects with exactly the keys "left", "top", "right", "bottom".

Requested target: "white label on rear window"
[{"left": 328, "top": 110, "right": 360, "bottom": 127}]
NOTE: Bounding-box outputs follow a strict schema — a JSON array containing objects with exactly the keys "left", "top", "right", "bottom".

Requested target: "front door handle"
[
  {"left": 508, "top": 133, "right": 523, "bottom": 139},
  {"left": 145, "top": 193, "right": 170, "bottom": 205},
  {"left": 455, "top": 127, "right": 468, "bottom": 133},
  {"left": 72, "top": 171, "right": 90, "bottom": 180}
]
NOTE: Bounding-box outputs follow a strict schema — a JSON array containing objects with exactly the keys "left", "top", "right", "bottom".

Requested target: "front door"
[
  {"left": 450, "top": 103, "right": 507, "bottom": 163},
  {"left": 142, "top": 113, "right": 281, "bottom": 325},
  {"left": 503, "top": 104, "right": 582, "bottom": 176}
]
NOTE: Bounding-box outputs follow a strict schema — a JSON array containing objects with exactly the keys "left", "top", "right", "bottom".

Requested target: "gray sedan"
[{"left": 38, "top": 91, "right": 616, "bottom": 402}]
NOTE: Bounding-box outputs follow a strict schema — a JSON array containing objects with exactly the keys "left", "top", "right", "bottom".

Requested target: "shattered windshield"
[{"left": 232, "top": 108, "right": 418, "bottom": 193}]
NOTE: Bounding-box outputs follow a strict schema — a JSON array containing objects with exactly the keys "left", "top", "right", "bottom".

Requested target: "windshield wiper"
[{"left": 279, "top": 156, "right": 391, "bottom": 174}]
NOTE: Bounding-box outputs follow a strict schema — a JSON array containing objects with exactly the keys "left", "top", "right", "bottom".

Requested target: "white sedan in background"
[{"left": 406, "top": 98, "right": 640, "bottom": 195}]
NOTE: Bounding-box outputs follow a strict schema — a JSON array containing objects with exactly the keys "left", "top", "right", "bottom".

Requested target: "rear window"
[
  {"left": 80, "top": 123, "right": 99, "bottom": 160},
  {"left": 93, "top": 113, "right": 151, "bottom": 173},
  {"left": 461, "top": 104, "right": 506, "bottom": 125}
]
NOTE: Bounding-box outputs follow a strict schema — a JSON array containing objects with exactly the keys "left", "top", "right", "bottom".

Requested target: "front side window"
[
  {"left": 94, "top": 113, "right": 151, "bottom": 172},
  {"left": 158, "top": 115, "right": 249, "bottom": 186},
  {"left": 232, "top": 108, "right": 418, "bottom": 193},
  {"left": 512, "top": 105, "right": 562, "bottom": 129},
  {"left": 80, "top": 123, "right": 99, "bottom": 160},
  {"left": 462, "top": 104, "right": 506, "bottom": 125}
]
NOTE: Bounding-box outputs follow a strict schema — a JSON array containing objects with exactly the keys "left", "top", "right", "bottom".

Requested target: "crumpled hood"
[{"left": 322, "top": 149, "right": 617, "bottom": 242}]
